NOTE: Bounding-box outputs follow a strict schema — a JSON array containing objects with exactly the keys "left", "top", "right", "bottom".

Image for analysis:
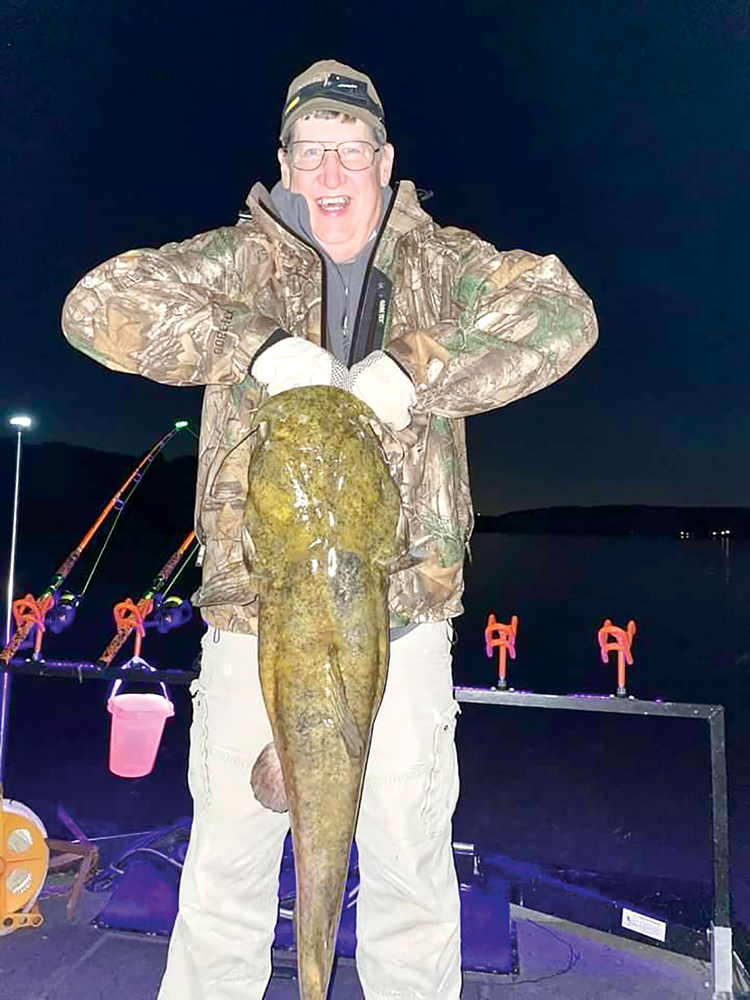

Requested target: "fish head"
[{"left": 244, "top": 386, "right": 404, "bottom": 589}]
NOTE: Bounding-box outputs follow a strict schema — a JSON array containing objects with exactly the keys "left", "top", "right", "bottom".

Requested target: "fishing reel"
[
  {"left": 46, "top": 592, "right": 82, "bottom": 634},
  {"left": 9, "top": 591, "right": 81, "bottom": 651},
  {"left": 145, "top": 594, "right": 193, "bottom": 635}
]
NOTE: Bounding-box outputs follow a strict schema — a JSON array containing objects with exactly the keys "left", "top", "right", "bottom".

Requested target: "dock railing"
[{"left": 454, "top": 686, "right": 733, "bottom": 1000}]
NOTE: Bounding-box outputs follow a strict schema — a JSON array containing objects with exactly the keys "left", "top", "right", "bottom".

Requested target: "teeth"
[{"left": 317, "top": 197, "right": 349, "bottom": 208}]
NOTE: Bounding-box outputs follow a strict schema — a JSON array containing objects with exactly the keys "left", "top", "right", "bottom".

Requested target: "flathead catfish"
[{"left": 242, "top": 385, "right": 404, "bottom": 999}]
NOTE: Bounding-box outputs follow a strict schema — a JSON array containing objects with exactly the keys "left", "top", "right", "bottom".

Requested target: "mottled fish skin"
[{"left": 243, "top": 386, "right": 403, "bottom": 1000}]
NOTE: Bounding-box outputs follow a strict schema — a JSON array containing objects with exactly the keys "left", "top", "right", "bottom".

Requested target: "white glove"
[
  {"left": 251, "top": 336, "right": 345, "bottom": 396},
  {"left": 348, "top": 351, "right": 417, "bottom": 431}
]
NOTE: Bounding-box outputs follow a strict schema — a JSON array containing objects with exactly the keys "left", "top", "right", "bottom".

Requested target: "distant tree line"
[{"left": 475, "top": 506, "right": 750, "bottom": 538}]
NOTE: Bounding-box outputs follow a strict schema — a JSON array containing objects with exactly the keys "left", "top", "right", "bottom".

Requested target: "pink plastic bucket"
[{"left": 107, "top": 687, "right": 174, "bottom": 778}]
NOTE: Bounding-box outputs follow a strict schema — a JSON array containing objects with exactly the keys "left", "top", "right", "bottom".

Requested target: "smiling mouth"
[{"left": 315, "top": 196, "right": 351, "bottom": 215}]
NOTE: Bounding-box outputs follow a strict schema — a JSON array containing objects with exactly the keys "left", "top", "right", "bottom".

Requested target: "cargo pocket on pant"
[
  {"left": 421, "top": 701, "right": 460, "bottom": 839},
  {"left": 188, "top": 680, "right": 211, "bottom": 812}
]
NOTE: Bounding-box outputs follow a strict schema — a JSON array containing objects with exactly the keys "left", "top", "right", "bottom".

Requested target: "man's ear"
[
  {"left": 278, "top": 147, "right": 291, "bottom": 188},
  {"left": 378, "top": 143, "right": 395, "bottom": 187}
]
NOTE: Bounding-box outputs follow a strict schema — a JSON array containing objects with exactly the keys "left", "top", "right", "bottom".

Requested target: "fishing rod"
[
  {"left": 98, "top": 529, "right": 199, "bottom": 667},
  {"left": 0, "top": 421, "right": 191, "bottom": 664}
]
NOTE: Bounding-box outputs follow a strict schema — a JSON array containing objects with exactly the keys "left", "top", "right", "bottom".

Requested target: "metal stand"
[
  {"left": 2, "top": 658, "right": 199, "bottom": 685},
  {"left": 454, "top": 687, "right": 734, "bottom": 1000},
  {"left": 46, "top": 807, "right": 100, "bottom": 921}
]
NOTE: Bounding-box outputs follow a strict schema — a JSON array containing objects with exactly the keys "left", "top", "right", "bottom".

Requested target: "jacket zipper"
[
  {"left": 351, "top": 180, "right": 400, "bottom": 363},
  {"left": 251, "top": 179, "right": 401, "bottom": 357}
]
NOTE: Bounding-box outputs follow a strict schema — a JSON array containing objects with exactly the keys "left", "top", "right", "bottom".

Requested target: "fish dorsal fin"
[
  {"left": 326, "top": 645, "right": 364, "bottom": 760},
  {"left": 251, "top": 742, "right": 288, "bottom": 813}
]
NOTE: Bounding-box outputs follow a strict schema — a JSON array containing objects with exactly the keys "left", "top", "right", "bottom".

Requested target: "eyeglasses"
[{"left": 283, "top": 140, "right": 380, "bottom": 171}]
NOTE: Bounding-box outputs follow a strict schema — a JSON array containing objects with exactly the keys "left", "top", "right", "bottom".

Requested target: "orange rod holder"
[
  {"left": 485, "top": 614, "right": 518, "bottom": 690},
  {"left": 97, "top": 530, "right": 197, "bottom": 667},
  {"left": 598, "top": 618, "right": 636, "bottom": 697},
  {"left": 0, "top": 423, "right": 188, "bottom": 664},
  {"left": 111, "top": 599, "right": 152, "bottom": 660},
  {"left": 10, "top": 594, "right": 54, "bottom": 658}
]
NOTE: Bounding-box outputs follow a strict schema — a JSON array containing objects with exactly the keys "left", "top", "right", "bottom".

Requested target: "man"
[{"left": 63, "top": 60, "right": 598, "bottom": 999}]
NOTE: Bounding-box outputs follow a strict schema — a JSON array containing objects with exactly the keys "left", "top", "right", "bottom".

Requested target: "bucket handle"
[{"left": 107, "top": 655, "right": 172, "bottom": 704}]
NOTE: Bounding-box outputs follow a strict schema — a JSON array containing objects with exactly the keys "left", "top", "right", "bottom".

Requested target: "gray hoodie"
[{"left": 270, "top": 181, "right": 393, "bottom": 365}]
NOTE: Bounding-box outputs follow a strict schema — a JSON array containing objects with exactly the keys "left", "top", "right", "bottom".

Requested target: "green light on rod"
[{"left": 174, "top": 420, "right": 189, "bottom": 429}]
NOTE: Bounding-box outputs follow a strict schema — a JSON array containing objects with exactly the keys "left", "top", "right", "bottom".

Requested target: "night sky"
[{"left": 3, "top": 1, "right": 748, "bottom": 514}]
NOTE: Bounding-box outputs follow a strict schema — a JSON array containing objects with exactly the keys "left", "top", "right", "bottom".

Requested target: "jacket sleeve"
[
  {"left": 385, "top": 231, "right": 599, "bottom": 419},
  {"left": 61, "top": 226, "right": 278, "bottom": 386}
]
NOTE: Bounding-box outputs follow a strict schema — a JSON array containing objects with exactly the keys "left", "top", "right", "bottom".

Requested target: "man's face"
[{"left": 278, "top": 117, "right": 394, "bottom": 263}]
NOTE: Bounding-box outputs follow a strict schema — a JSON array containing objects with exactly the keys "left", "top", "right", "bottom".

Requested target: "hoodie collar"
[
  {"left": 244, "top": 179, "right": 430, "bottom": 253},
  {"left": 268, "top": 180, "right": 392, "bottom": 265}
]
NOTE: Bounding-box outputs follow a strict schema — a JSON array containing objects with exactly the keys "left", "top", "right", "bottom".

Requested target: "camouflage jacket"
[{"left": 62, "top": 180, "right": 598, "bottom": 633}]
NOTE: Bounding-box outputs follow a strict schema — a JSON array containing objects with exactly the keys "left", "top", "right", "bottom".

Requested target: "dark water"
[
  {"left": 4, "top": 533, "right": 749, "bottom": 922},
  {"left": 453, "top": 533, "right": 750, "bottom": 926}
]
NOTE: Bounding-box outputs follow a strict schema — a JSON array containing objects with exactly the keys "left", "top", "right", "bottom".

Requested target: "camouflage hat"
[{"left": 280, "top": 59, "right": 386, "bottom": 140}]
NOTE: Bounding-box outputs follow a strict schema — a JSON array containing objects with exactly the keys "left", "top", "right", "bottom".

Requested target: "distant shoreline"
[
  {"left": 474, "top": 506, "right": 748, "bottom": 539},
  {"left": 1, "top": 440, "right": 747, "bottom": 542}
]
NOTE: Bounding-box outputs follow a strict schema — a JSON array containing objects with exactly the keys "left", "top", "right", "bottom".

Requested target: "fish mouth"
[{"left": 315, "top": 196, "right": 351, "bottom": 216}]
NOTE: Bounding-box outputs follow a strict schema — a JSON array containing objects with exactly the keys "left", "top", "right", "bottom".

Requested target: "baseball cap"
[{"left": 280, "top": 59, "right": 386, "bottom": 140}]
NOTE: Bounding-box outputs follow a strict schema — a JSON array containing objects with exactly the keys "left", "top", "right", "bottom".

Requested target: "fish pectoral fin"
[
  {"left": 327, "top": 646, "right": 365, "bottom": 760},
  {"left": 251, "top": 742, "right": 289, "bottom": 813},
  {"left": 241, "top": 524, "right": 256, "bottom": 566}
]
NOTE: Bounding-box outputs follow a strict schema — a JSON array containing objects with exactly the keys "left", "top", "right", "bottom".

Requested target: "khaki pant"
[{"left": 157, "top": 622, "right": 461, "bottom": 999}]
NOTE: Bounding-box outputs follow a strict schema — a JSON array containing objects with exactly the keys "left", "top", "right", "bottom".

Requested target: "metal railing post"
[{"left": 708, "top": 706, "right": 733, "bottom": 999}]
